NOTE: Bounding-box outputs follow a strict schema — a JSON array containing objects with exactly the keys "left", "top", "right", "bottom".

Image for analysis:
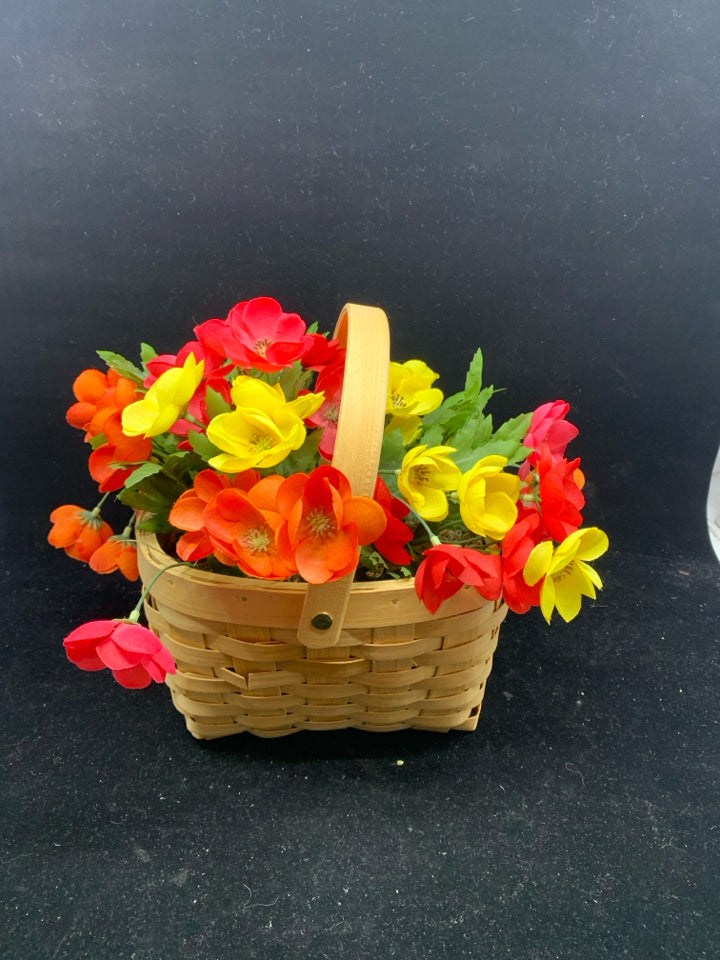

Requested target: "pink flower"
[
  {"left": 415, "top": 543, "right": 503, "bottom": 615},
  {"left": 63, "top": 619, "right": 176, "bottom": 689},
  {"left": 222, "top": 297, "right": 314, "bottom": 372},
  {"left": 523, "top": 401, "right": 579, "bottom": 465}
]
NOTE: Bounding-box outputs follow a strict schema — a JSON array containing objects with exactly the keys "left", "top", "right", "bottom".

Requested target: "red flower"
[
  {"left": 87, "top": 411, "right": 153, "bottom": 492},
  {"left": 276, "top": 465, "right": 387, "bottom": 584},
  {"left": 48, "top": 505, "right": 113, "bottom": 562},
  {"left": 88, "top": 538, "right": 139, "bottom": 581},
  {"left": 302, "top": 364, "right": 344, "bottom": 461},
  {"left": 63, "top": 619, "right": 176, "bottom": 689},
  {"left": 221, "top": 297, "right": 314, "bottom": 372},
  {"left": 501, "top": 513, "right": 544, "bottom": 614},
  {"left": 300, "top": 333, "right": 345, "bottom": 371},
  {"left": 372, "top": 477, "right": 414, "bottom": 565},
  {"left": 415, "top": 543, "right": 503, "bottom": 615},
  {"left": 535, "top": 444, "right": 585, "bottom": 541},
  {"left": 193, "top": 316, "right": 233, "bottom": 365}
]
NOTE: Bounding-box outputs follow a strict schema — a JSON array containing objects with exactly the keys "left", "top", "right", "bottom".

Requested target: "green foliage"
[
  {"left": 140, "top": 342, "right": 158, "bottom": 364},
  {"left": 96, "top": 350, "right": 145, "bottom": 384}
]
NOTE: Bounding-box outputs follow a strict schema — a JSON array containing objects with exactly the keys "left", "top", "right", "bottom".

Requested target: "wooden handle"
[{"left": 297, "top": 304, "right": 390, "bottom": 648}]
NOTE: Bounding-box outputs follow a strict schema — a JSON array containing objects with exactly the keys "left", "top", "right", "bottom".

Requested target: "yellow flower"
[
  {"left": 397, "top": 444, "right": 460, "bottom": 522},
  {"left": 206, "top": 376, "right": 324, "bottom": 473},
  {"left": 457, "top": 455, "right": 521, "bottom": 540},
  {"left": 386, "top": 360, "right": 444, "bottom": 442},
  {"left": 523, "top": 527, "right": 609, "bottom": 623},
  {"left": 122, "top": 354, "right": 204, "bottom": 438}
]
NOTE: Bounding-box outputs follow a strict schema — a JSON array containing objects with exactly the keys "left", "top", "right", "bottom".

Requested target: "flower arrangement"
[{"left": 49, "top": 296, "right": 608, "bottom": 691}]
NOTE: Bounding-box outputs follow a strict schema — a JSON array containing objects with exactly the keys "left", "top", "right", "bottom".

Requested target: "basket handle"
[{"left": 296, "top": 303, "right": 390, "bottom": 648}]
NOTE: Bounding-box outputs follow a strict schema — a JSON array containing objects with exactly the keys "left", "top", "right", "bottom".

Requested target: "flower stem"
[
  {"left": 127, "top": 561, "right": 190, "bottom": 623},
  {"left": 391, "top": 494, "right": 442, "bottom": 547},
  {"left": 90, "top": 492, "right": 111, "bottom": 518}
]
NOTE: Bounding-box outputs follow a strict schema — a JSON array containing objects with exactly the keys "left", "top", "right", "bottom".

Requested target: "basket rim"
[{"left": 136, "top": 525, "right": 420, "bottom": 597}]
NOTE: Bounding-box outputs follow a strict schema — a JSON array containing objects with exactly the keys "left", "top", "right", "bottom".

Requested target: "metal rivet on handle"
[{"left": 311, "top": 612, "right": 334, "bottom": 631}]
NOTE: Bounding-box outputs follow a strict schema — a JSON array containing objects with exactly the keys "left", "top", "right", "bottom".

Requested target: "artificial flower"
[
  {"left": 143, "top": 337, "right": 233, "bottom": 432},
  {"left": 276, "top": 465, "right": 387, "bottom": 583},
  {"left": 300, "top": 333, "right": 345, "bottom": 371},
  {"left": 63, "top": 619, "right": 176, "bottom": 688},
  {"left": 206, "top": 376, "right": 324, "bottom": 473},
  {"left": 534, "top": 444, "right": 585, "bottom": 541},
  {"left": 415, "top": 543, "right": 503, "bottom": 615},
  {"left": 87, "top": 411, "right": 153, "bottom": 492},
  {"left": 66, "top": 368, "right": 142, "bottom": 438},
  {"left": 397, "top": 444, "right": 461, "bottom": 522},
  {"left": 524, "top": 400, "right": 578, "bottom": 463},
  {"left": 372, "top": 476, "right": 415, "bottom": 565},
  {"left": 222, "top": 297, "right": 314, "bottom": 372},
  {"left": 121, "top": 353, "right": 205, "bottom": 438},
  {"left": 457, "top": 455, "right": 521, "bottom": 540},
  {"left": 88, "top": 537, "right": 139, "bottom": 581},
  {"left": 302, "top": 364, "right": 344, "bottom": 461},
  {"left": 523, "top": 526, "right": 609, "bottom": 623},
  {"left": 500, "top": 512, "right": 544, "bottom": 614},
  {"left": 169, "top": 468, "right": 260, "bottom": 562},
  {"left": 386, "top": 359, "right": 444, "bottom": 442},
  {"left": 52, "top": 293, "right": 608, "bottom": 687},
  {"left": 48, "top": 505, "right": 113, "bottom": 562},
  {"left": 204, "top": 481, "right": 295, "bottom": 579}
]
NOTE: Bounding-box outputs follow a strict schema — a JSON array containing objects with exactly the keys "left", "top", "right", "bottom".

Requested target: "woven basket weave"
[{"left": 137, "top": 303, "right": 508, "bottom": 738}]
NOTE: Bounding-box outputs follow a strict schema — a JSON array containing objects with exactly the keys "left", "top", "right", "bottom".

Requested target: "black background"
[{"left": 3, "top": 2, "right": 719, "bottom": 958}]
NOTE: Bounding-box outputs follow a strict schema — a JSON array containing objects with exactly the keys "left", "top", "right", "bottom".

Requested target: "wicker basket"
[{"left": 137, "top": 303, "right": 508, "bottom": 738}]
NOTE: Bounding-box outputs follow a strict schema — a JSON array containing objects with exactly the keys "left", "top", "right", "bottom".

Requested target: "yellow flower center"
[
  {"left": 324, "top": 404, "right": 340, "bottom": 424},
  {"left": 305, "top": 508, "right": 336, "bottom": 539},
  {"left": 409, "top": 464, "right": 431, "bottom": 486},
  {"left": 551, "top": 562, "right": 575, "bottom": 583},
  {"left": 241, "top": 527, "right": 272, "bottom": 553},
  {"left": 390, "top": 392, "right": 408, "bottom": 409},
  {"left": 249, "top": 432, "right": 275, "bottom": 453},
  {"left": 254, "top": 337, "right": 273, "bottom": 358}
]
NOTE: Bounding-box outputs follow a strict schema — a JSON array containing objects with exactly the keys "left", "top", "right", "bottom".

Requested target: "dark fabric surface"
[{"left": 3, "top": 1, "right": 719, "bottom": 957}]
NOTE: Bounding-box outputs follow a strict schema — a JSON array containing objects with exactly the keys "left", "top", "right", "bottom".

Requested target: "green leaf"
[
  {"left": 204, "top": 385, "right": 231, "bottom": 419},
  {"left": 135, "top": 513, "right": 174, "bottom": 534},
  {"left": 452, "top": 412, "right": 533, "bottom": 471},
  {"left": 96, "top": 350, "right": 145, "bottom": 384},
  {"left": 188, "top": 430, "right": 222, "bottom": 461},
  {"left": 277, "top": 430, "right": 321, "bottom": 476},
  {"left": 419, "top": 422, "right": 445, "bottom": 447},
  {"left": 379, "top": 428, "right": 406, "bottom": 471},
  {"left": 140, "top": 342, "right": 158, "bottom": 364},
  {"left": 117, "top": 485, "right": 169, "bottom": 513},
  {"left": 449, "top": 412, "right": 494, "bottom": 465},
  {"left": 464, "top": 347, "right": 484, "bottom": 400},
  {"left": 123, "top": 461, "right": 164, "bottom": 488}
]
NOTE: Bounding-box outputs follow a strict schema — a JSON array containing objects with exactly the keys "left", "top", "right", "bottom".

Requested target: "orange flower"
[
  {"left": 48, "top": 505, "right": 113, "bottom": 562},
  {"left": 204, "top": 484, "right": 296, "bottom": 580},
  {"left": 87, "top": 412, "right": 153, "bottom": 492},
  {"left": 66, "top": 368, "right": 142, "bottom": 438},
  {"left": 276, "top": 465, "right": 387, "bottom": 584},
  {"left": 168, "top": 468, "right": 260, "bottom": 562},
  {"left": 88, "top": 538, "right": 139, "bottom": 581}
]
